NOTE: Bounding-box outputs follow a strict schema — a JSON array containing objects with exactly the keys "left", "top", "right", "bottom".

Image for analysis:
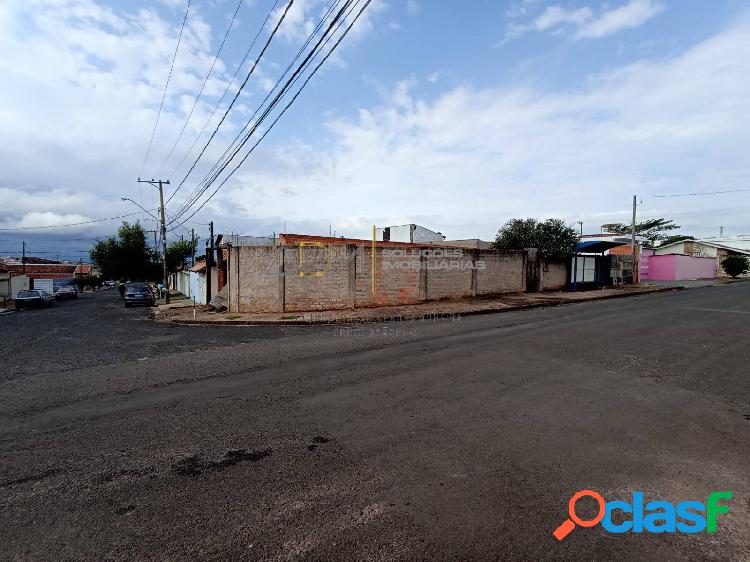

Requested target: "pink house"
[{"left": 641, "top": 253, "right": 716, "bottom": 281}]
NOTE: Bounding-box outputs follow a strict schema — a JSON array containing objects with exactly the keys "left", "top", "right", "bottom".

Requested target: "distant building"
[
  {"left": 653, "top": 237, "right": 750, "bottom": 275},
  {"left": 216, "top": 234, "right": 276, "bottom": 247},
  {"left": 0, "top": 257, "right": 77, "bottom": 279},
  {"left": 426, "top": 239, "right": 492, "bottom": 250},
  {"left": 376, "top": 224, "right": 445, "bottom": 244}
]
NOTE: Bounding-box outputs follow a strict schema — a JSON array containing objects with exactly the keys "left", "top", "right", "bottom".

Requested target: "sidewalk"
[{"left": 153, "top": 284, "right": 681, "bottom": 326}]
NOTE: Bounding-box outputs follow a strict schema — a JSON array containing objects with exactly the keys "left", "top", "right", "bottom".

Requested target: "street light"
[{"left": 120, "top": 197, "right": 160, "bottom": 222}]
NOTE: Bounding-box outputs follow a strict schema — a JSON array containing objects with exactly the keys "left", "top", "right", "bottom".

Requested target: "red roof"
[
  {"left": 279, "top": 233, "right": 428, "bottom": 248},
  {"left": 0, "top": 262, "right": 77, "bottom": 278}
]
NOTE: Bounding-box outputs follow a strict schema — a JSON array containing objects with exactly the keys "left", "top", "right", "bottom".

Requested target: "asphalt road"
[{"left": 1, "top": 286, "right": 748, "bottom": 561}]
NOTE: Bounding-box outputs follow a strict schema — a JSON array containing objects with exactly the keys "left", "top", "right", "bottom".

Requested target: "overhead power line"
[
  {"left": 139, "top": 0, "right": 192, "bottom": 178},
  {"left": 169, "top": 0, "right": 372, "bottom": 230},
  {"left": 0, "top": 211, "right": 156, "bottom": 231},
  {"left": 156, "top": 0, "right": 245, "bottom": 177},
  {"left": 169, "top": 0, "right": 355, "bottom": 227},
  {"left": 171, "top": 0, "right": 344, "bottom": 214},
  {"left": 166, "top": 0, "right": 282, "bottom": 192},
  {"left": 169, "top": 0, "right": 296, "bottom": 205},
  {"left": 652, "top": 188, "right": 748, "bottom": 198}
]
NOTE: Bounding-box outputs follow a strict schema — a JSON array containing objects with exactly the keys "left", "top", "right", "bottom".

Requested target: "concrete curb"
[{"left": 154, "top": 286, "right": 683, "bottom": 326}]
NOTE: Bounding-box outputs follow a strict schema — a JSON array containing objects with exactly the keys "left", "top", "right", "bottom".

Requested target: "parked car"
[
  {"left": 123, "top": 285, "right": 155, "bottom": 307},
  {"left": 39, "top": 290, "right": 57, "bottom": 304},
  {"left": 15, "top": 289, "right": 54, "bottom": 309},
  {"left": 54, "top": 285, "right": 78, "bottom": 300}
]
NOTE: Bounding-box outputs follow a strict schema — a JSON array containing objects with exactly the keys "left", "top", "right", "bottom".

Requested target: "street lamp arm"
[{"left": 121, "top": 198, "right": 160, "bottom": 222}]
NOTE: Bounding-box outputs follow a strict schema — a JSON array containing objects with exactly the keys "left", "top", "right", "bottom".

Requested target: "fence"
[{"left": 227, "top": 244, "right": 568, "bottom": 313}]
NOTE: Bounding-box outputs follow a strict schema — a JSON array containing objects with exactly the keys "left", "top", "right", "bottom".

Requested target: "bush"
[{"left": 721, "top": 255, "right": 749, "bottom": 278}]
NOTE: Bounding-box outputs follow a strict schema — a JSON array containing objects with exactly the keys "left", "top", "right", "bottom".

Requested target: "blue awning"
[{"left": 575, "top": 240, "right": 627, "bottom": 253}]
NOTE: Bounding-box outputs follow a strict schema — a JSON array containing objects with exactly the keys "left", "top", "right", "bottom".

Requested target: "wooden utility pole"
[
  {"left": 630, "top": 195, "right": 636, "bottom": 254},
  {"left": 137, "top": 178, "right": 170, "bottom": 303},
  {"left": 206, "top": 221, "right": 214, "bottom": 303},
  {"left": 191, "top": 228, "right": 195, "bottom": 266},
  {"left": 631, "top": 195, "right": 638, "bottom": 283},
  {"left": 22, "top": 241, "right": 26, "bottom": 275}
]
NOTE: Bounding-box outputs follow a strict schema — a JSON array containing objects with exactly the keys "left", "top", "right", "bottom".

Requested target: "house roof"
[
  {"left": 656, "top": 238, "right": 750, "bottom": 255},
  {"left": 279, "top": 233, "right": 428, "bottom": 248},
  {"left": 189, "top": 261, "right": 206, "bottom": 273},
  {"left": 576, "top": 240, "right": 628, "bottom": 253}
]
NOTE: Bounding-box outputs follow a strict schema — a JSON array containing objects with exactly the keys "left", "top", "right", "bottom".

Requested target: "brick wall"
[
  {"left": 228, "top": 246, "right": 283, "bottom": 313},
  {"left": 424, "top": 249, "right": 474, "bottom": 300},
  {"left": 476, "top": 250, "right": 527, "bottom": 295},
  {"left": 284, "top": 244, "right": 352, "bottom": 311},
  {"left": 355, "top": 246, "right": 422, "bottom": 307},
  {"left": 540, "top": 260, "right": 568, "bottom": 291},
  {"left": 228, "top": 244, "right": 531, "bottom": 313}
]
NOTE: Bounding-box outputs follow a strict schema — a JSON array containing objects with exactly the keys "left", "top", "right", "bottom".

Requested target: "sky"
[{"left": 0, "top": 0, "right": 749, "bottom": 261}]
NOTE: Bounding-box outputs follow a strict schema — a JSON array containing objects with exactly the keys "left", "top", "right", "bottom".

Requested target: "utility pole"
[
  {"left": 577, "top": 221, "right": 583, "bottom": 237},
  {"left": 631, "top": 194, "right": 638, "bottom": 283},
  {"left": 206, "top": 221, "right": 214, "bottom": 303},
  {"left": 191, "top": 228, "right": 196, "bottom": 266},
  {"left": 137, "top": 178, "right": 170, "bottom": 303},
  {"left": 630, "top": 195, "right": 637, "bottom": 254},
  {"left": 22, "top": 241, "right": 26, "bottom": 275}
]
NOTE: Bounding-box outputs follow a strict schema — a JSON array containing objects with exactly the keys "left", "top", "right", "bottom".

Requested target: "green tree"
[
  {"left": 90, "top": 222, "right": 160, "bottom": 281},
  {"left": 166, "top": 237, "right": 198, "bottom": 273},
  {"left": 493, "top": 218, "right": 578, "bottom": 261},
  {"left": 659, "top": 234, "right": 695, "bottom": 247},
  {"left": 721, "top": 255, "right": 749, "bottom": 278},
  {"left": 607, "top": 218, "right": 681, "bottom": 248}
]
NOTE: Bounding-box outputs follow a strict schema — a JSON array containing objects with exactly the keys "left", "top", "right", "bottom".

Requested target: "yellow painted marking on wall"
[
  {"left": 297, "top": 241, "right": 332, "bottom": 277},
  {"left": 371, "top": 225, "right": 376, "bottom": 294}
]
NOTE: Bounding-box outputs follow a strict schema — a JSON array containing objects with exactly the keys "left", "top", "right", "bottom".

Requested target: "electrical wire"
[
  {"left": 166, "top": 0, "right": 282, "bottom": 195},
  {"left": 169, "top": 0, "right": 295, "bottom": 204},
  {"left": 138, "top": 0, "right": 192, "bottom": 178},
  {"left": 169, "top": 0, "right": 372, "bottom": 230},
  {"left": 652, "top": 189, "right": 748, "bottom": 198},
  {"left": 156, "top": 0, "right": 245, "bottom": 177},
  {"left": 170, "top": 0, "right": 344, "bottom": 215},
  {"left": 169, "top": 0, "right": 355, "bottom": 226},
  {"left": 0, "top": 211, "right": 157, "bottom": 231}
]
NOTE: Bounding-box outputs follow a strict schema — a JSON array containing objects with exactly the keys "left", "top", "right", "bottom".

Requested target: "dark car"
[
  {"left": 123, "top": 285, "right": 155, "bottom": 307},
  {"left": 54, "top": 285, "right": 78, "bottom": 300},
  {"left": 15, "top": 289, "right": 54, "bottom": 309}
]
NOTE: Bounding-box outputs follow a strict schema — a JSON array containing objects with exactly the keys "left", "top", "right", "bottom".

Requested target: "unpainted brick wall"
[
  {"left": 540, "top": 260, "right": 568, "bottom": 291},
  {"left": 229, "top": 244, "right": 530, "bottom": 313},
  {"left": 283, "top": 244, "right": 352, "bottom": 311},
  {"left": 476, "top": 250, "right": 526, "bottom": 295},
  {"left": 355, "top": 246, "right": 421, "bottom": 307},
  {"left": 228, "top": 246, "right": 283, "bottom": 313}
]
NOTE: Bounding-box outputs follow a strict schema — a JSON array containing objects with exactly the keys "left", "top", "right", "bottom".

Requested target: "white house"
[
  {"left": 653, "top": 237, "right": 750, "bottom": 275},
  {"left": 376, "top": 224, "right": 445, "bottom": 244}
]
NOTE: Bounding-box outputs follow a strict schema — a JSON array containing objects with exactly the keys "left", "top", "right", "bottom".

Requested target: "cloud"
[
  {"left": 427, "top": 70, "right": 443, "bottom": 83},
  {"left": 505, "top": 0, "right": 664, "bottom": 42},
  {"left": 271, "top": 0, "right": 386, "bottom": 43},
  {"left": 576, "top": 0, "right": 664, "bottom": 38},
  {"left": 218, "top": 12, "right": 750, "bottom": 239},
  {"left": 0, "top": 0, "right": 233, "bottom": 232},
  {"left": 534, "top": 6, "right": 592, "bottom": 31},
  {"left": 406, "top": 0, "right": 419, "bottom": 16}
]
